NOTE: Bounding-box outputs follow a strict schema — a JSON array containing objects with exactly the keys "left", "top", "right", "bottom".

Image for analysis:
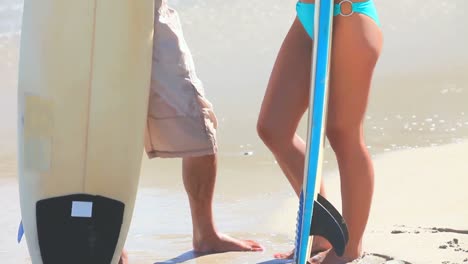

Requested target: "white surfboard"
[{"left": 17, "top": 1, "right": 154, "bottom": 263}]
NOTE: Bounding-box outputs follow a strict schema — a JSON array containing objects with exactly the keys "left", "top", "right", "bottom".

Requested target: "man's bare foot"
[
  {"left": 273, "top": 236, "right": 332, "bottom": 259},
  {"left": 117, "top": 234, "right": 261, "bottom": 263},
  {"left": 193, "top": 233, "right": 263, "bottom": 254},
  {"left": 118, "top": 249, "right": 128, "bottom": 264}
]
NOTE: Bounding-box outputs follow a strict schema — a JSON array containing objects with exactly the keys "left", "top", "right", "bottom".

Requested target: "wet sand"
[{"left": 1, "top": 141, "right": 467, "bottom": 263}]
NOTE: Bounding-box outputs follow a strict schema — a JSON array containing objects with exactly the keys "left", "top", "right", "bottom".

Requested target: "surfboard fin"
[{"left": 310, "top": 194, "right": 349, "bottom": 256}]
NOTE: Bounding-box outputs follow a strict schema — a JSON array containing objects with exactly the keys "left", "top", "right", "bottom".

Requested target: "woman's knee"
[
  {"left": 257, "top": 116, "right": 289, "bottom": 151},
  {"left": 257, "top": 117, "right": 276, "bottom": 146}
]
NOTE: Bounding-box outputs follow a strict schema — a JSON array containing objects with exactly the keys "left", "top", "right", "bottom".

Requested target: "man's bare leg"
[
  {"left": 183, "top": 154, "right": 263, "bottom": 253},
  {"left": 118, "top": 154, "right": 263, "bottom": 264}
]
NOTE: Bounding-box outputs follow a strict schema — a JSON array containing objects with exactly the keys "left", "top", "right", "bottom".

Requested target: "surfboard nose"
[
  {"left": 310, "top": 194, "right": 349, "bottom": 257},
  {"left": 36, "top": 194, "right": 125, "bottom": 264}
]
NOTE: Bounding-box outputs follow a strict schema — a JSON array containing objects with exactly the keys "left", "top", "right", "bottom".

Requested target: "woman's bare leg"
[{"left": 257, "top": 17, "right": 331, "bottom": 259}]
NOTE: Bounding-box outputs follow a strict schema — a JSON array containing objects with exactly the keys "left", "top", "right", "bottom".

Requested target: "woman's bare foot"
[
  {"left": 308, "top": 249, "right": 361, "bottom": 264},
  {"left": 193, "top": 233, "right": 263, "bottom": 254},
  {"left": 273, "top": 236, "right": 332, "bottom": 259},
  {"left": 273, "top": 248, "right": 295, "bottom": 259}
]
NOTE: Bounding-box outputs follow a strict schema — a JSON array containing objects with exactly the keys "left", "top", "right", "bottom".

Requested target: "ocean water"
[{"left": 2, "top": 0, "right": 467, "bottom": 157}]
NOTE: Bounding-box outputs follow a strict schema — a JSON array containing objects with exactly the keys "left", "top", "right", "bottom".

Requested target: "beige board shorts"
[{"left": 145, "top": 0, "right": 218, "bottom": 158}]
